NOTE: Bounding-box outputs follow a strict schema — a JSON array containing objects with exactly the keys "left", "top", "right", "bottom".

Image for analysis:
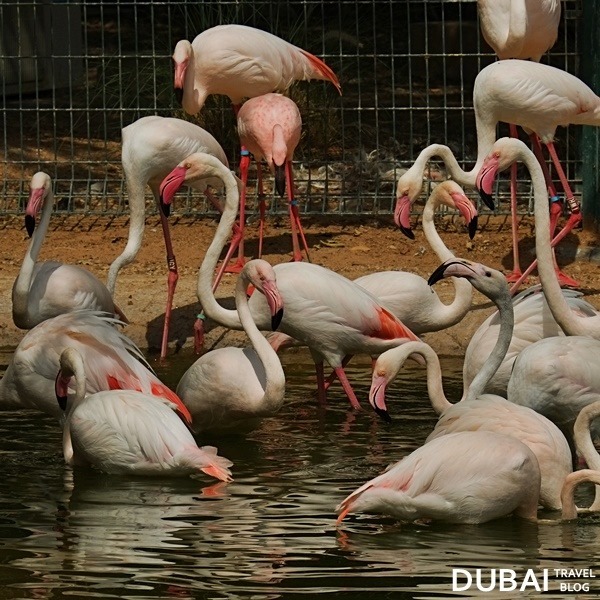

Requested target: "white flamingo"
[
  {"left": 369, "top": 258, "right": 572, "bottom": 510},
  {"left": 55, "top": 346, "right": 232, "bottom": 481},
  {"left": 176, "top": 259, "right": 285, "bottom": 434},
  {"left": 0, "top": 310, "right": 192, "bottom": 425},
  {"left": 107, "top": 115, "right": 239, "bottom": 359},
  {"left": 172, "top": 24, "right": 341, "bottom": 116},
  {"left": 159, "top": 152, "right": 420, "bottom": 410},
  {"left": 13, "top": 172, "right": 124, "bottom": 330}
]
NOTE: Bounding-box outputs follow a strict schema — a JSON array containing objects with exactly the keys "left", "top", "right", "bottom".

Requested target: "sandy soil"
[{"left": 1, "top": 210, "right": 599, "bottom": 364}]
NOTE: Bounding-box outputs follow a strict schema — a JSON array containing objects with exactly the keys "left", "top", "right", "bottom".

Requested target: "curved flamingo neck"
[
  {"left": 196, "top": 162, "right": 243, "bottom": 329},
  {"left": 573, "top": 403, "right": 600, "bottom": 471},
  {"left": 12, "top": 184, "right": 54, "bottom": 324},
  {"left": 561, "top": 470, "right": 600, "bottom": 519},
  {"left": 236, "top": 271, "right": 285, "bottom": 412},
  {"left": 422, "top": 191, "right": 473, "bottom": 326},
  {"left": 465, "top": 285, "right": 514, "bottom": 402}
]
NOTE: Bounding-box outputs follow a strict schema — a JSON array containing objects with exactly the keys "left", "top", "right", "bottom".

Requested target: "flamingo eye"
[{"left": 485, "top": 271, "right": 492, "bottom": 277}]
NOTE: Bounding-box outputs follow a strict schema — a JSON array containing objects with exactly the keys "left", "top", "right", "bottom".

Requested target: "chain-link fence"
[{"left": 0, "top": 0, "right": 584, "bottom": 220}]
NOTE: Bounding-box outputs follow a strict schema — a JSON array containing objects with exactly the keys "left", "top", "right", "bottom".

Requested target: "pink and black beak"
[
  {"left": 394, "top": 195, "right": 415, "bottom": 240},
  {"left": 261, "top": 280, "right": 284, "bottom": 330},
  {"left": 428, "top": 258, "right": 476, "bottom": 287},
  {"left": 159, "top": 165, "right": 187, "bottom": 217},
  {"left": 25, "top": 186, "right": 44, "bottom": 237},
  {"left": 55, "top": 371, "right": 71, "bottom": 412},
  {"left": 452, "top": 192, "right": 478, "bottom": 240},
  {"left": 369, "top": 374, "right": 392, "bottom": 422},
  {"left": 173, "top": 60, "right": 186, "bottom": 107},
  {"left": 274, "top": 163, "right": 286, "bottom": 197},
  {"left": 476, "top": 157, "right": 498, "bottom": 211}
]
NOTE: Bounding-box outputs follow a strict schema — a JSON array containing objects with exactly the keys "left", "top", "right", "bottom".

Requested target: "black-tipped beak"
[
  {"left": 478, "top": 188, "right": 495, "bottom": 211},
  {"left": 57, "top": 394, "right": 68, "bottom": 411},
  {"left": 160, "top": 201, "right": 171, "bottom": 217},
  {"left": 375, "top": 406, "right": 392, "bottom": 422},
  {"left": 399, "top": 225, "right": 415, "bottom": 240},
  {"left": 274, "top": 164, "right": 286, "bottom": 197},
  {"left": 428, "top": 260, "right": 457, "bottom": 286},
  {"left": 25, "top": 214, "right": 35, "bottom": 237},
  {"left": 468, "top": 215, "right": 478, "bottom": 239},
  {"left": 271, "top": 308, "right": 284, "bottom": 331},
  {"left": 174, "top": 87, "right": 183, "bottom": 106}
]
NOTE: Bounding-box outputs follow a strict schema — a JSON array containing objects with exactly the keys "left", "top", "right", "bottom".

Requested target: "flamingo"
[
  {"left": 234, "top": 93, "right": 309, "bottom": 267},
  {"left": 462, "top": 284, "right": 598, "bottom": 397},
  {"left": 176, "top": 259, "right": 285, "bottom": 434},
  {"left": 477, "top": 0, "right": 561, "bottom": 62},
  {"left": 369, "top": 259, "right": 572, "bottom": 510},
  {"left": 55, "top": 347, "right": 232, "bottom": 481},
  {"left": 172, "top": 24, "right": 341, "bottom": 117},
  {"left": 107, "top": 115, "right": 240, "bottom": 359},
  {"left": 159, "top": 152, "right": 420, "bottom": 410},
  {"left": 0, "top": 310, "right": 192, "bottom": 426},
  {"left": 13, "top": 172, "right": 125, "bottom": 330},
  {"left": 477, "top": 0, "right": 562, "bottom": 283},
  {"left": 572, "top": 400, "right": 600, "bottom": 511},
  {"left": 336, "top": 430, "right": 542, "bottom": 524},
  {"left": 478, "top": 136, "right": 600, "bottom": 335}
]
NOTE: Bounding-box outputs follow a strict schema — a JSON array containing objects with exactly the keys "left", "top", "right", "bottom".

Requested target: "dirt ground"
[{"left": 1, "top": 210, "right": 599, "bottom": 363}]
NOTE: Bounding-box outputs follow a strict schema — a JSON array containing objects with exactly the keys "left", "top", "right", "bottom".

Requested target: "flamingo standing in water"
[
  {"left": 160, "top": 152, "right": 419, "bottom": 410},
  {"left": 13, "top": 172, "right": 125, "bottom": 330},
  {"left": 176, "top": 259, "right": 285, "bottom": 435},
  {"left": 369, "top": 258, "right": 572, "bottom": 510},
  {"left": 55, "top": 347, "right": 232, "bottom": 480},
  {"left": 108, "top": 116, "right": 240, "bottom": 359},
  {"left": 477, "top": 0, "right": 562, "bottom": 283},
  {"left": 0, "top": 310, "right": 192, "bottom": 426},
  {"left": 234, "top": 93, "right": 309, "bottom": 267}
]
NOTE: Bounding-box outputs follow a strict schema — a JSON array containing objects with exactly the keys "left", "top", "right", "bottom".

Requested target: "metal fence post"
[{"left": 580, "top": 0, "right": 600, "bottom": 230}]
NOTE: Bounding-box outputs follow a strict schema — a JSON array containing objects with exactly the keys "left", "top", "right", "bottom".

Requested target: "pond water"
[{"left": 0, "top": 347, "right": 599, "bottom": 599}]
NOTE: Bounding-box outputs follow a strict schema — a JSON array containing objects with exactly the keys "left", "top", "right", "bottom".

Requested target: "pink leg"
[
  {"left": 333, "top": 366, "right": 362, "bottom": 410},
  {"left": 323, "top": 355, "right": 354, "bottom": 391},
  {"left": 158, "top": 210, "right": 178, "bottom": 360},
  {"left": 286, "top": 161, "right": 311, "bottom": 262},
  {"left": 257, "top": 164, "right": 266, "bottom": 258}
]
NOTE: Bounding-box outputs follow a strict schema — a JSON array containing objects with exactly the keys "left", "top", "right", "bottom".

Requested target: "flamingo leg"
[
  {"left": 257, "top": 163, "right": 266, "bottom": 258},
  {"left": 286, "top": 160, "right": 311, "bottom": 262},
  {"left": 333, "top": 366, "right": 362, "bottom": 411},
  {"left": 158, "top": 209, "right": 178, "bottom": 360},
  {"left": 323, "top": 355, "right": 354, "bottom": 391}
]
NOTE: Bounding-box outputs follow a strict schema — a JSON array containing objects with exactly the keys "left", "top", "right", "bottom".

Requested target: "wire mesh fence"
[{"left": 0, "top": 0, "right": 584, "bottom": 220}]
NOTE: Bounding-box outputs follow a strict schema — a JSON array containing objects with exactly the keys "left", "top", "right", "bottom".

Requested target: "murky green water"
[{"left": 0, "top": 347, "right": 598, "bottom": 599}]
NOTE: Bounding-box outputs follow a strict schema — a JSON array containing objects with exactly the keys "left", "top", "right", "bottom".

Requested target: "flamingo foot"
[
  {"left": 221, "top": 256, "right": 247, "bottom": 274},
  {"left": 555, "top": 269, "right": 580, "bottom": 289},
  {"left": 505, "top": 269, "right": 527, "bottom": 284}
]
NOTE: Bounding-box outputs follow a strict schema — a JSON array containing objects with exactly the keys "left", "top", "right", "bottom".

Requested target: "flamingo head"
[
  {"left": 368, "top": 357, "right": 395, "bottom": 422},
  {"left": 393, "top": 195, "right": 414, "bottom": 240},
  {"left": 394, "top": 172, "right": 425, "bottom": 239},
  {"left": 435, "top": 180, "right": 479, "bottom": 240},
  {"left": 172, "top": 40, "right": 191, "bottom": 106},
  {"left": 55, "top": 370, "right": 71, "bottom": 412},
  {"left": 475, "top": 152, "right": 500, "bottom": 212},
  {"left": 245, "top": 259, "right": 284, "bottom": 330},
  {"left": 159, "top": 165, "right": 187, "bottom": 217},
  {"left": 25, "top": 172, "right": 51, "bottom": 237}
]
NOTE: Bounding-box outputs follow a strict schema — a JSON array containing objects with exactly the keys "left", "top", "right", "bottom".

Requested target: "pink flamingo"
[
  {"left": 108, "top": 115, "right": 239, "bottom": 359},
  {"left": 477, "top": 0, "right": 562, "bottom": 283},
  {"left": 172, "top": 24, "right": 341, "bottom": 271},
  {"left": 13, "top": 172, "right": 125, "bottom": 330},
  {"left": 55, "top": 346, "right": 232, "bottom": 480},
  {"left": 233, "top": 93, "right": 309, "bottom": 267},
  {"left": 176, "top": 259, "right": 285, "bottom": 435},
  {"left": 160, "top": 152, "right": 420, "bottom": 411},
  {"left": 0, "top": 310, "right": 192, "bottom": 426}
]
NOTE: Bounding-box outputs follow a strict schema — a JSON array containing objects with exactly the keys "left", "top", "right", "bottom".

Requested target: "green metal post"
[{"left": 580, "top": 0, "right": 600, "bottom": 230}]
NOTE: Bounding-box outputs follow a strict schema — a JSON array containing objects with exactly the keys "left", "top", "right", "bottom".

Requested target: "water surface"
[{"left": 0, "top": 348, "right": 598, "bottom": 599}]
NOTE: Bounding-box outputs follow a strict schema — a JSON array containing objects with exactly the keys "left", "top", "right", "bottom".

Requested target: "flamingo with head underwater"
[{"left": 160, "top": 152, "right": 420, "bottom": 411}]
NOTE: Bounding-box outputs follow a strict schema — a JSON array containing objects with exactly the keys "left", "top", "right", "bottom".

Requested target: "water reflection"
[{"left": 0, "top": 347, "right": 597, "bottom": 598}]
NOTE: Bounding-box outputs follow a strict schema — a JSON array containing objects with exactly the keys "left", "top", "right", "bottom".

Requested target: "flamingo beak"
[
  {"left": 274, "top": 163, "right": 286, "bottom": 197},
  {"left": 25, "top": 187, "right": 45, "bottom": 237},
  {"left": 369, "top": 375, "right": 392, "bottom": 422},
  {"left": 55, "top": 372, "right": 70, "bottom": 412},
  {"left": 394, "top": 195, "right": 415, "bottom": 240},
  {"left": 261, "top": 280, "right": 284, "bottom": 330},
  {"left": 476, "top": 157, "right": 499, "bottom": 211},
  {"left": 173, "top": 60, "right": 187, "bottom": 106},
  {"left": 159, "top": 165, "right": 187, "bottom": 217},
  {"left": 427, "top": 260, "right": 454, "bottom": 286},
  {"left": 451, "top": 192, "right": 478, "bottom": 240}
]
